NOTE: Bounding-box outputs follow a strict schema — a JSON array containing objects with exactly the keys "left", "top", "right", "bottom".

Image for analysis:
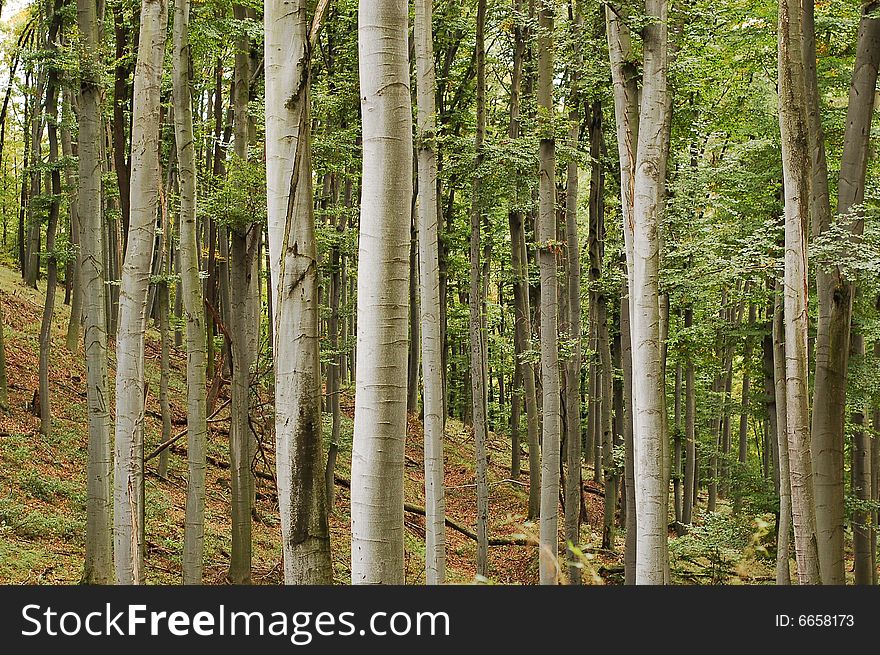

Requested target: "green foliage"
[{"left": 670, "top": 511, "right": 755, "bottom": 584}]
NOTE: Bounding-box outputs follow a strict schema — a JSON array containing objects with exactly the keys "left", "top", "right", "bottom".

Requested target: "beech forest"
[{"left": 0, "top": 0, "right": 877, "bottom": 586}]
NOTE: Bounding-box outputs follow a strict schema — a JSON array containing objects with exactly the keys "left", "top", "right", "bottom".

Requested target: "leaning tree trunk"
[
  {"left": 113, "top": 0, "right": 167, "bottom": 586},
  {"left": 630, "top": 0, "right": 671, "bottom": 584},
  {"left": 265, "top": 0, "right": 333, "bottom": 584},
  {"left": 76, "top": 0, "right": 113, "bottom": 585},
  {"left": 414, "top": 0, "right": 447, "bottom": 586},
  {"left": 778, "top": 0, "right": 821, "bottom": 585},
  {"left": 171, "top": 0, "right": 208, "bottom": 584},
  {"left": 537, "top": 0, "right": 561, "bottom": 586},
  {"left": 351, "top": 0, "right": 412, "bottom": 584}
]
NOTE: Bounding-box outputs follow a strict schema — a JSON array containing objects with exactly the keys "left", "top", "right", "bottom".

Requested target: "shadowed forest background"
[{"left": 0, "top": 0, "right": 878, "bottom": 585}]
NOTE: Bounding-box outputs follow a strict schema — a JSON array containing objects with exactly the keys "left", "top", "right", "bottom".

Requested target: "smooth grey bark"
[
  {"left": 563, "top": 2, "right": 584, "bottom": 585},
  {"left": 351, "top": 0, "right": 412, "bottom": 584},
  {"left": 620, "top": 282, "right": 636, "bottom": 584},
  {"left": 507, "top": 11, "right": 541, "bottom": 519},
  {"left": 811, "top": 2, "right": 880, "bottom": 585},
  {"left": 537, "top": 0, "right": 561, "bottom": 586},
  {"left": 172, "top": 0, "right": 208, "bottom": 584},
  {"left": 778, "top": 0, "right": 820, "bottom": 585},
  {"left": 77, "top": 0, "right": 113, "bottom": 585},
  {"left": 630, "top": 0, "right": 671, "bottom": 584},
  {"left": 468, "top": 0, "right": 490, "bottom": 579},
  {"left": 114, "top": 0, "right": 167, "bottom": 585},
  {"left": 599, "top": 297, "right": 616, "bottom": 551},
  {"left": 850, "top": 331, "right": 874, "bottom": 585},
  {"left": 805, "top": 0, "right": 842, "bottom": 586},
  {"left": 606, "top": 4, "right": 640, "bottom": 584},
  {"left": 773, "top": 285, "right": 792, "bottom": 585},
  {"left": 265, "top": 0, "right": 334, "bottom": 584},
  {"left": 24, "top": 66, "right": 44, "bottom": 290},
  {"left": 673, "top": 363, "right": 682, "bottom": 532},
  {"left": 227, "top": 3, "right": 257, "bottom": 584},
  {"left": 415, "top": 0, "right": 447, "bottom": 586},
  {"left": 734, "top": 303, "right": 756, "bottom": 514},
  {"left": 872, "top": 342, "right": 880, "bottom": 586},
  {"left": 157, "top": 279, "right": 171, "bottom": 480},
  {"left": 407, "top": 210, "right": 420, "bottom": 414},
  {"left": 38, "top": 5, "right": 62, "bottom": 438}
]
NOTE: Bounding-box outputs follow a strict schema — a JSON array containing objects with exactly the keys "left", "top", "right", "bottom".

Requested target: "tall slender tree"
[
  {"left": 778, "top": 0, "right": 820, "bottom": 584},
  {"left": 414, "top": 0, "right": 447, "bottom": 585},
  {"left": 536, "top": 0, "right": 561, "bottom": 586},
  {"left": 171, "top": 0, "right": 208, "bottom": 584},
  {"left": 76, "top": 0, "right": 113, "bottom": 585},
  {"left": 469, "top": 0, "right": 490, "bottom": 579},
  {"left": 629, "top": 0, "right": 671, "bottom": 584},
  {"left": 265, "top": 0, "right": 333, "bottom": 584},
  {"left": 114, "top": 0, "right": 167, "bottom": 585},
  {"left": 350, "top": 0, "right": 412, "bottom": 584}
]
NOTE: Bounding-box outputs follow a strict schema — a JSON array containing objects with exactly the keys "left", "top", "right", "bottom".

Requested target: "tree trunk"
[
  {"left": 606, "top": 3, "right": 641, "bottom": 584},
  {"left": 113, "top": 0, "right": 166, "bottom": 585},
  {"left": 351, "top": 0, "right": 412, "bottom": 584},
  {"left": 562, "top": 42, "right": 584, "bottom": 582},
  {"left": 537, "top": 0, "right": 561, "bottom": 586},
  {"left": 24, "top": 67, "right": 45, "bottom": 290},
  {"left": 62, "top": 92, "right": 82, "bottom": 353},
  {"left": 415, "top": 0, "right": 447, "bottom": 586},
  {"left": 112, "top": 4, "right": 132, "bottom": 254},
  {"left": 620, "top": 281, "right": 636, "bottom": 583},
  {"left": 77, "top": 0, "right": 113, "bottom": 585},
  {"left": 629, "top": 0, "right": 670, "bottom": 584},
  {"left": 469, "top": 0, "right": 490, "bottom": 579},
  {"left": 599, "top": 297, "right": 616, "bottom": 551},
  {"left": 811, "top": 1, "right": 880, "bottom": 585},
  {"left": 265, "top": 0, "right": 334, "bottom": 584},
  {"left": 673, "top": 363, "right": 683, "bottom": 532},
  {"left": 682, "top": 306, "right": 696, "bottom": 528},
  {"left": 39, "top": 4, "right": 63, "bottom": 438},
  {"left": 778, "top": 0, "right": 820, "bottom": 585},
  {"left": 226, "top": 4, "right": 256, "bottom": 584},
  {"left": 850, "top": 330, "right": 874, "bottom": 584},
  {"left": 773, "top": 286, "right": 792, "bottom": 584},
  {"left": 507, "top": 24, "right": 541, "bottom": 520},
  {"left": 172, "top": 0, "right": 208, "bottom": 584},
  {"left": 734, "top": 302, "right": 756, "bottom": 514},
  {"left": 157, "top": 279, "right": 171, "bottom": 480}
]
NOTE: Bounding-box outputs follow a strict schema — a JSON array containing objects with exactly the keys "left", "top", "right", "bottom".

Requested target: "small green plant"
[{"left": 670, "top": 511, "right": 753, "bottom": 584}]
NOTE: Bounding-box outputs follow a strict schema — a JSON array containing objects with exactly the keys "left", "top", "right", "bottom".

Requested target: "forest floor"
[{"left": 0, "top": 265, "right": 786, "bottom": 584}]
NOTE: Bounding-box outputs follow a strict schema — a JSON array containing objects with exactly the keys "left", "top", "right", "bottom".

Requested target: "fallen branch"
[
  {"left": 144, "top": 399, "right": 231, "bottom": 462},
  {"left": 332, "top": 475, "right": 529, "bottom": 546},
  {"left": 166, "top": 446, "right": 533, "bottom": 548}
]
